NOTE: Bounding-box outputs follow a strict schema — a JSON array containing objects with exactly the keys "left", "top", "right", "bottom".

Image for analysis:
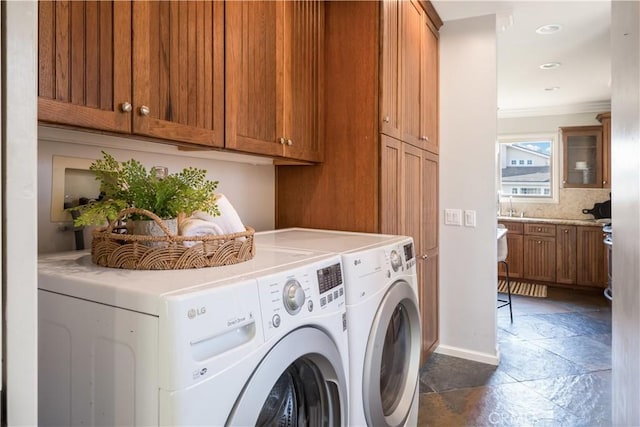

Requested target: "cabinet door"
[
  {"left": 225, "top": 1, "right": 285, "bottom": 157},
  {"left": 556, "top": 225, "right": 577, "bottom": 284},
  {"left": 380, "top": 135, "right": 403, "bottom": 235},
  {"left": 523, "top": 236, "right": 556, "bottom": 282},
  {"left": 597, "top": 112, "right": 611, "bottom": 188},
  {"left": 282, "top": 1, "right": 324, "bottom": 162},
  {"left": 380, "top": 0, "right": 402, "bottom": 139},
  {"left": 132, "top": 1, "right": 224, "bottom": 147},
  {"left": 561, "top": 126, "right": 603, "bottom": 188},
  {"left": 402, "top": 143, "right": 422, "bottom": 245},
  {"left": 420, "top": 17, "right": 439, "bottom": 154},
  {"left": 420, "top": 151, "right": 439, "bottom": 362},
  {"left": 400, "top": 0, "right": 422, "bottom": 148},
  {"left": 38, "top": 1, "right": 132, "bottom": 133},
  {"left": 498, "top": 233, "right": 524, "bottom": 279},
  {"left": 576, "top": 226, "right": 607, "bottom": 287},
  {"left": 419, "top": 250, "right": 438, "bottom": 363}
]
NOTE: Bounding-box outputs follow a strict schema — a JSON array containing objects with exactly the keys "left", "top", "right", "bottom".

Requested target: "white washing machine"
[
  {"left": 38, "top": 246, "right": 349, "bottom": 426},
  {"left": 255, "top": 228, "right": 422, "bottom": 427}
]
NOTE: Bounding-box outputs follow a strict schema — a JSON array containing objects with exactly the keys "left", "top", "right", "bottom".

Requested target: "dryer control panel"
[{"left": 257, "top": 255, "right": 345, "bottom": 341}]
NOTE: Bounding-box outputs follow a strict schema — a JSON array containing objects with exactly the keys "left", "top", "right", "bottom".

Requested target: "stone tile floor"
[{"left": 417, "top": 287, "right": 611, "bottom": 426}]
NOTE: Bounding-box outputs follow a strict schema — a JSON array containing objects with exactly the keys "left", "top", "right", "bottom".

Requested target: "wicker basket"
[{"left": 91, "top": 208, "right": 255, "bottom": 270}]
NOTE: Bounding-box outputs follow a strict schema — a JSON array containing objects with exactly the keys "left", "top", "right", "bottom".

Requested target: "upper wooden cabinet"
[
  {"left": 380, "top": 0, "right": 402, "bottom": 140},
  {"left": 380, "top": 0, "right": 439, "bottom": 153},
  {"left": 38, "top": 1, "right": 132, "bottom": 133},
  {"left": 597, "top": 112, "right": 611, "bottom": 188},
  {"left": 38, "top": 0, "right": 224, "bottom": 147},
  {"left": 561, "top": 125, "right": 604, "bottom": 188},
  {"left": 132, "top": 1, "right": 224, "bottom": 147},
  {"left": 225, "top": 1, "right": 324, "bottom": 162}
]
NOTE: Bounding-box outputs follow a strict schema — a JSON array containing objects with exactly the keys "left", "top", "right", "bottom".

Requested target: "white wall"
[
  {"left": 498, "top": 111, "right": 601, "bottom": 135},
  {"left": 38, "top": 128, "right": 276, "bottom": 254},
  {"left": 3, "top": 2, "right": 38, "bottom": 424},
  {"left": 438, "top": 14, "right": 499, "bottom": 364},
  {"left": 611, "top": 1, "right": 640, "bottom": 424}
]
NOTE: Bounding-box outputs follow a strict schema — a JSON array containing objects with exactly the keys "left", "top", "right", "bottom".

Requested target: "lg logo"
[
  {"left": 353, "top": 259, "right": 362, "bottom": 266},
  {"left": 187, "top": 307, "right": 206, "bottom": 319}
]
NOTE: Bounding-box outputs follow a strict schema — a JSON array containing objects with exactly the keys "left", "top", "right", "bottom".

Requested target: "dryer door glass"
[{"left": 380, "top": 304, "right": 411, "bottom": 415}]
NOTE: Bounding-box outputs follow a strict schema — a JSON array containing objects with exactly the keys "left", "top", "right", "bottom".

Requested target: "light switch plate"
[
  {"left": 444, "top": 208, "right": 462, "bottom": 226},
  {"left": 464, "top": 210, "right": 477, "bottom": 227}
]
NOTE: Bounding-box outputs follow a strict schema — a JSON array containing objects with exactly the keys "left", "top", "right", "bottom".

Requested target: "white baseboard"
[{"left": 434, "top": 344, "right": 500, "bottom": 366}]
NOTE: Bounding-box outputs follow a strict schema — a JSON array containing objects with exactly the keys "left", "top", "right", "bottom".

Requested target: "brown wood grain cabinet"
[
  {"left": 381, "top": 0, "right": 439, "bottom": 153},
  {"left": 500, "top": 220, "right": 606, "bottom": 289},
  {"left": 576, "top": 226, "right": 607, "bottom": 287},
  {"left": 523, "top": 223, "right": 556, "bottom": 283},
  {"left": 38, "top": 1, "right": 132, "bottom": 133},
  {"left": 276, "top": 1, "right": 441, "bottom": 363},
  {"left": 556, "top": 225, "right": 577, "bottom": 284},
  {"left": 225, "top": 0, "right": 324, "bottom": 162},
  {"left": 597, "top": 112, "right": 611, "bottom": 188},
  {"left": 38, "top": 0, "right": 225, "bottom": 148},
  {"left": 561, "top": 125, "right": 604, "bottom": 188},
  {"left": 498, "top": 221, "right": 524, "bottom": 279}
]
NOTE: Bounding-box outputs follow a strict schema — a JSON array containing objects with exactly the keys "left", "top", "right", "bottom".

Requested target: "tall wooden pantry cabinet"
[{"left": 276, "top": 0, "right": 442, "bottom": 363}]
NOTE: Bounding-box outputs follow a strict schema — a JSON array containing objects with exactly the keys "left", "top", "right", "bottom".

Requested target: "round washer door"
[
  {"left": 363, "top": 279, "right": 421, "bottom": 427},
  {"left": 227, "top": 327, "right": 347, "bottom": 426}
]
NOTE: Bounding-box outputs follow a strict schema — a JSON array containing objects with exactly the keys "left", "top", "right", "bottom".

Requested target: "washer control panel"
[{"left": 257, "top": 255, "right": 345, "bottom": 340}]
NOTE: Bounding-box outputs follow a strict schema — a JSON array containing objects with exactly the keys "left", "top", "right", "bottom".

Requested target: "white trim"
[
  {"left": 4, "top": 2, "right": 39, "bottom": 424},
  {"left": 498, "top": 100, "right": 612, "bottom": 119},
  {"left": 434, "top": 344, "right": 500, "bottom": 366}
]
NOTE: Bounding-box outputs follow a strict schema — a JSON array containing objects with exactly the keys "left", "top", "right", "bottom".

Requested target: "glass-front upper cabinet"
[{"left": 561, "top": 125, "right": 603, "bottom": 188}]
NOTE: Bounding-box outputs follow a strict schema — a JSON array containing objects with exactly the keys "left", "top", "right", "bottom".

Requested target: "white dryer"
[
  {"left": 38, "top": 246, "right": 349, "bottom": 426},
  {"left": 255, "top": 228, "right": 422, "bottom": 427}
]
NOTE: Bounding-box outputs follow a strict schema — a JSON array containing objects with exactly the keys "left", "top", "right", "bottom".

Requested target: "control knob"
[
  {"left": 390, "top": 249, "right": 402, "bottom": 272},
  {"left": 283, "top": 279, "right": 305, "bottom": 315}
]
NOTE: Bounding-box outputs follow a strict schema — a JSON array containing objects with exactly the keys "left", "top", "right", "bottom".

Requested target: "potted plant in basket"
[{"left": 68, "top": 151, "right": 219, "bottom": 238}]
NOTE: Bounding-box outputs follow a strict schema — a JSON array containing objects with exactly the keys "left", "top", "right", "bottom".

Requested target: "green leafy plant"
[{"left": 68, "top": 151, "right": 219, "bottom": 227}]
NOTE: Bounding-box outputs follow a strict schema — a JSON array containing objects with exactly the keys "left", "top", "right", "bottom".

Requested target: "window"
[{"left": 498, "top": 134, "right": 557, "bottom": 201}]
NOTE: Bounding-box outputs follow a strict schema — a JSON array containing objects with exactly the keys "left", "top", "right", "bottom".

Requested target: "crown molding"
[{"left": 498, "top": 100, "right": 611, "bottom": 119}]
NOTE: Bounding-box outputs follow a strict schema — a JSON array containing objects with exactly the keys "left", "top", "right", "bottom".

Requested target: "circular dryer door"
[
  {"left": 227, "top": 327, "right": 347, "bottom": 426},
  {"left": 363, "top": 279, "right": 421, "bottom": 427}
]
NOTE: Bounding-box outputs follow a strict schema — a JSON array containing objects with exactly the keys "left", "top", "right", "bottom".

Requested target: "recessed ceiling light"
[
  {"left": 539, "top": 62, "right": 561, "bottom": 70},
  {"left": 544, "top": 86, "right": 560, "bottom": 91},
  {"left": 536, "top": 24, "right": 562, "bottom": 35}
]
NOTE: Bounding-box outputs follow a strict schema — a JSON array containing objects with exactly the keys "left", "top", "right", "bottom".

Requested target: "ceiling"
[{"left": 431, "top": 1, "right": 612, "bottom": 118}]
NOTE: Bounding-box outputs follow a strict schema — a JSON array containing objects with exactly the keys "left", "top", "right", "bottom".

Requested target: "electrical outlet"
[{"left": 464, "top": 210, "right": 477, "bottom": 227}]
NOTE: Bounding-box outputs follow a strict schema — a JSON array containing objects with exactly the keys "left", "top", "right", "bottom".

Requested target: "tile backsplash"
[{"left": 501, "top": 188, "right": 611, "bottom": 220}]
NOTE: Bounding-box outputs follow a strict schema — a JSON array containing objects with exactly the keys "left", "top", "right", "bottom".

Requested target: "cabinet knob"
[
  {"left": 421, "top": 254, "right": 428, "bottom": 260},
  {"left": 279, "top": 137, "right": 286, "bottom": 145},
  {"left": 287, "top": 139, "right": 293, "bottom": 146},
  {"left": 537, "top": 227, "right": 542, "bottom": 232},
  {"left": 139, "top": 105, "right": 150, "bottom": 116},
  {"left": 564, "top": 229, "right": 569, "bottom": 233},
  {"left": 120, "top": 102, "right": 132, "bottom": 113},
  {"left": 537, "top": 240, "right": 542, "bottom": 244},
  {"left": 603, "top": 180, "right": 607, "bottom": 185},
  {"left": 420, "top": 136, "right": 429, "bottom": 142},
  {"left": 383, "top": 116, "right": 390, "bottom": 123}
]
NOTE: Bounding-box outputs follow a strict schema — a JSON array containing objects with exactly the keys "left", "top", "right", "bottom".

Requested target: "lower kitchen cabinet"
[
  {"left": 556, "top": 225, "right": 577, "bottom": 284},
  {"left": 498, "top": 222, "right": 524, "bottom": 279},
  {"left": 576, "top": 226, "right": 607, "bottom": 287},
  {"left": 499, "top": 220, "right": 606, "bottom": 289},
  {"left": 523, "top": 235, "right": 556, "bottom": 282}
]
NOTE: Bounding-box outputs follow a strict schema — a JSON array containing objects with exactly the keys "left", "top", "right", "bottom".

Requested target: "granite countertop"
[{"left": 497, "top": 216, "right": 609, "bottom": 227}]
